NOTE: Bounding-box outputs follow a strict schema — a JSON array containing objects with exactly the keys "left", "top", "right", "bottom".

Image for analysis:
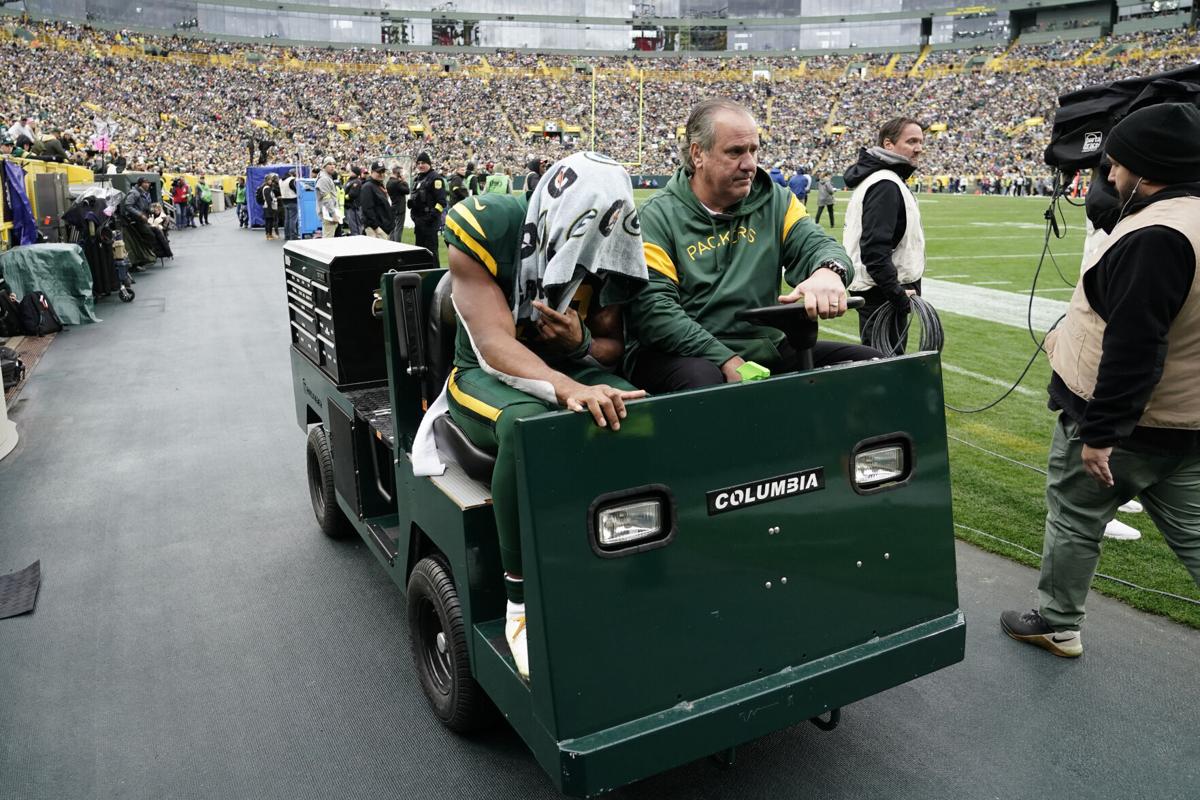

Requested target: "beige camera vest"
[
  {"left": 1046, "top": 196, "right": 1200, "bottom": 429},
  {"left": 844, "top": 169, "right": 925, "bottom": 292}
]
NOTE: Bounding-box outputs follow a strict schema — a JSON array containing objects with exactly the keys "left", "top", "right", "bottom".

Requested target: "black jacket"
[
  {"left": 524, "top": 158, "right": 543, "bottom": 200},
  {"left": 360, "top": 178, "right": 394, "bottom": 232},
  {"left": 843, "top": 148, "right": 917, "bottom": 299},
  {"left": 386, "top": 176, "right": 410, "bottom": 206},
  {"left": 408, "top": 170, "right": 446, "bottom": 223},
  {"left": 448, "top": 172, "right": 470, "bottom": 204},
  {"left": 344, "top": 176, "right": 363, "bottom": 210},
  {"left": 1049, "top": 182, "right": 1200, "bottom": 453}
]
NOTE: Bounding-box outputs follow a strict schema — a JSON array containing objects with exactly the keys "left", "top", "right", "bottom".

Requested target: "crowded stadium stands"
[{"left": 3, "top": 15, "right": 1199, "bottom": 187}]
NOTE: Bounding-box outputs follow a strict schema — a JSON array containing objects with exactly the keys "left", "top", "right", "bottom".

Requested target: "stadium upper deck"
[{"left": 2, "top": 15, "right": 1198, "bottom": 180}]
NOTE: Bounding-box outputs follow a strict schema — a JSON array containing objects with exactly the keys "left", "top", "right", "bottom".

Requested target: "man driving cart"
[
  {"left": 626, "top": 99, "right": 881, "bottom": 392},
  {"left": 413, "top": 151, "right": 648, "bottom": 679}
]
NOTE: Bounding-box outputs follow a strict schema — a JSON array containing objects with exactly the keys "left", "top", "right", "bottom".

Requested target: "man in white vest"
[
  {"left": 842, "top": 117, "right": 926, "bottom": 354},
  {"left": 1002, "top": 103, "right": 1200, "bottom": 658}
]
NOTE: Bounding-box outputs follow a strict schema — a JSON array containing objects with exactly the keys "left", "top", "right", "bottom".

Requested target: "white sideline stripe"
[
  {"left": 923, "top": 277, "right": 1067, "bottom": 331},
  {"left": 1035, "top": 287, "right": 1074, "bottom": 293},
  {"left": 929, "top": 273, "right": 970, "bottom": 278},
  {"left": 943, "top": 364, "right": 1038, "bottom": 397},
  {"left": 820, "top": 327, "right": 1038, "bottom": 397},
  {"left": 926, "top": 252, "right": 1083, "bottom": 260}
]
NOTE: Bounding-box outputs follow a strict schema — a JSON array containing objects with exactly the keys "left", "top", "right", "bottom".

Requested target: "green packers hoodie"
[{"left": 626, "top": 166, "right": 854, "bottom": 371}]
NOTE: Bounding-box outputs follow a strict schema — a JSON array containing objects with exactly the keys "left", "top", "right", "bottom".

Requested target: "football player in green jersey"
[{"left": 441, "top": 152, "right": 648, "bottom": 679}]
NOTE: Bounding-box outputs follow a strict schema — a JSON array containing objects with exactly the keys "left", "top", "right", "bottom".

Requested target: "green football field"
[{"left": 423, "top": 190, "right": 1199, "bottom": 628}]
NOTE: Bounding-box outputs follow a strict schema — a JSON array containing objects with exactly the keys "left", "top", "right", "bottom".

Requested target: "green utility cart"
[{"left": 285, "top": 237, "right": 966, "bottom": 796}]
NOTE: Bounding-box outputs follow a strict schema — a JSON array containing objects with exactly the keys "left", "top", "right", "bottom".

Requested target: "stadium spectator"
[
  {"left": 171, "top": 177, "right": 192, "bottom": 229},
  {"left": 259, "top": 173, "right": 281, "bottom": 240},
  {"left": 815, "top": 172, "right": 836, "bottom": 227},
  {"left": 386, "top": 166, "right": 410, "bottom": 242},
  {"left": 843, "top": 117, "right": 927, "bottom": 354},
  {"left": 235, "top": 176, "right": 248, "bottom": 228},
  {"left": 448, "top": 163, "right": 470, "bottom": 205},
  {"left": 523, "top": 157, "right": 548, "bottom": 200},
  {"left": 7, "top": 116, "right": 34, "bottom": 147},
  {"left": 625, "top": 99, "right": 878, "bottom": 394},
  {"left": 466, "top": 161, "right": 485, "bottom": 195},
  {"left": 1002, "top": 104, "right": 1200, "bottom": 659},
  {"left": 279, "top": 169, "right": 299, "bottom": 241},
  {"left": 343, "top": 165, "right": 365, "bottom": 236},
  {"left": 788, "top": 167, "right": 811, "bottom": 205},
  {"left": 316, "top": 157, "right": 341, "bottom": 239},
  {"left": 359, "top": 161, "right": 394, "bottom": 240}
]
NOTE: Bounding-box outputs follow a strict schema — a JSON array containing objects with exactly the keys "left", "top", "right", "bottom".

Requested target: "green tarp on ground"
[{"left": 0, "top": 244, "right": 98, "bottom": 325}]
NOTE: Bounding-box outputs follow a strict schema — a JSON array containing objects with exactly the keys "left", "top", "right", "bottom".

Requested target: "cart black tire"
[
  {"left": 407, "top": 556, "right": 490, "bottom": 733},
  {"left": 306, "top": 424, "right": 352, "bottom": 539}
]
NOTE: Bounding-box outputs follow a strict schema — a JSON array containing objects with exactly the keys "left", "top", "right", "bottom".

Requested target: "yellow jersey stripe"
[
  {"left": 452, "top": 203, "right": 487, "bottom": 240},
  {"left": 448, "top": 368, "right": 501, "bottom": 422},
  {"left": 644, "top": 242, "right": 679, "bottom": 283},
  {"left": 445, "top": 218, "right": 498, "bottom": 275},
  {"left": 782, "top": 194, "right": 808, "bottom": 243}
]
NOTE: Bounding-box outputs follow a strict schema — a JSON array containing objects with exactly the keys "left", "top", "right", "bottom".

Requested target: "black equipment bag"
[
  {"left": 0, "top": 278, "right": 22, "bottom": 336},
  {"left": 1044, "top": 63, "right": 1200, "bottom": 172},
  {"left": 18, "top": 291, "right": 65, "bottom": 336},
  {"left": 1, "top": 346, "right": 25, "bottom": 390}
]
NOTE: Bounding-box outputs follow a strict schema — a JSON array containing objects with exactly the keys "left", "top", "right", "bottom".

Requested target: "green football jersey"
[{"left": 443, "top": 194, "right": 601, "bottom": 371}]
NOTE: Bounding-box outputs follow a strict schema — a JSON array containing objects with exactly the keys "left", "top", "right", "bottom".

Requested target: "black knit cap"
[
  {"left": 1105, "top": 103, "right": 1200, "bottom": 184},
  {"left": 415, "top": 151, "right": 432, "bottom": 165}
]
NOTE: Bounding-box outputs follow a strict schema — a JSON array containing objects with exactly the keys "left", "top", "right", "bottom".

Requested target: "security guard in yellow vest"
[{"left": 1002, "top": 104, "right": 1200, "bottom": 658}]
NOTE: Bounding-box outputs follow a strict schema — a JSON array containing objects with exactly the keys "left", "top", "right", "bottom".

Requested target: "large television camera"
[{"left": 1044, "top": 63, "right": 1200, "bottom": 173}]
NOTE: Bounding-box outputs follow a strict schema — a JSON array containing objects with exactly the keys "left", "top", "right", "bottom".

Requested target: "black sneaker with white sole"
[{"left": 1001, "top": 609, "right": 1082, "bottom": 657}]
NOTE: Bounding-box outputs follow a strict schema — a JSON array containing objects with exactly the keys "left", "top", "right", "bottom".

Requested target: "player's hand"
[
  {"left": 1081, "top": 444, "right": 1115, "bottom": 488},
  {"left": 532, "top": 300, "right": 584, "bottom": 354},
  {"left": 720, "top": 355, "right": 746, "bottom": 383},
  {"left": 779, "top": 268, "right": 848, "bottom": 320},
  {"left": 560, "top": 382, "right": 645, "bottom": 430}
]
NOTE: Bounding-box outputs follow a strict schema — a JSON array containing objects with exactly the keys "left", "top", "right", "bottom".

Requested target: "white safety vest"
[{"left": 843, "top": 169, "right": 925, "bottom": 291}]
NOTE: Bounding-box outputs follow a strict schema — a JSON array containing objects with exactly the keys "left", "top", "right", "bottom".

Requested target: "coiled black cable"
[{"left": 861, "top": 294, "right": 945, "bottom": 356}]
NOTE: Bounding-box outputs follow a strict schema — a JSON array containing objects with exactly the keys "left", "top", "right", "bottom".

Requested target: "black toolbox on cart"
[{"left": 284, "top": 238, "right": 433, "bottom": 387}]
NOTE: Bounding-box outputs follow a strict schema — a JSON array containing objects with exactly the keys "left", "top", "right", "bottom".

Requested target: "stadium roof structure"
[{"left": 196, "top": 0, "right": 1088, "bottom": 28}]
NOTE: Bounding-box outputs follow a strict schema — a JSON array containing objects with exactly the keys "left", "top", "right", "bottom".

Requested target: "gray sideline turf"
[{"left": 1, "top": 211, "right": 1197, "bottom": 799}]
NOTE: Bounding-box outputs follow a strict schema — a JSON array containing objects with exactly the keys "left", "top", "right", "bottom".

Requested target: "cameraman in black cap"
[
  {"left": 1002, "top": 103, "right": 1200, "bottom": 659},
  {"left": 408, "top": 151, "right": 446, "bottom": 266}
]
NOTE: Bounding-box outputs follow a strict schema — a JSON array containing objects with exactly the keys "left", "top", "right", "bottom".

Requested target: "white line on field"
[
  {"left": 974, "top": 280, "right": 1012, "bottom": 285},
  {"left": 926, "top": 253, "right": 1083, "bottom": 260},
  {"left": 929, "top": 274, "right": 971, "bottom": 278},
  {"left": 943, "top": 364, "right": 1038, "bottom": 397},
  {"left": 1034, "top": 287, "right": 1074, "bottom": 293},
  {"left": 821, "top": 327, "right": 1038, "bottom": 397},
  {"left": 924, "top": 278, "right": 1067, "bottom": 330}
]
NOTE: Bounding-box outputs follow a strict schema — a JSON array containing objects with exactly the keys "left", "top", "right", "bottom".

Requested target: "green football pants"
[
  {"left": 446, "top": 364, "right": 637, "bottom": 603},
  {"left": 1038, "top": 415, "right": 1200, "bottom": 631}
]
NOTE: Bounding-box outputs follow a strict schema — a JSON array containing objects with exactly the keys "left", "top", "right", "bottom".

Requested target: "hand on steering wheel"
[{"left": 779, "top": 268, "right": 848, "bottom": 320}]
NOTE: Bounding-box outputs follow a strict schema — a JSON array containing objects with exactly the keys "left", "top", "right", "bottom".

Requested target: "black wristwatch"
[{"left": 818, "top": 260, "right": 849, "bottom": 284}]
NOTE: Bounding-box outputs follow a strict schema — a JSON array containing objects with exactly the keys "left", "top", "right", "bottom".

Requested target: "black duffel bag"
[{"left": 1044, "top": 63, "right": 1200, "bottom": 172}]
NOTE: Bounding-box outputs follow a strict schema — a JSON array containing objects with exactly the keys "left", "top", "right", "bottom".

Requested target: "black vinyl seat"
[{"left": 425, "top": 272, "right": 497, "bottom": 485}]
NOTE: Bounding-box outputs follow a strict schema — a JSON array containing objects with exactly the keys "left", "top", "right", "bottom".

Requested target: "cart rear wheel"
[
  {"left": 407, "top": 556, "right": 490, "bottom": 732},
  {"left": 306, "top": 425, "right": 352, "bottom": 539}
]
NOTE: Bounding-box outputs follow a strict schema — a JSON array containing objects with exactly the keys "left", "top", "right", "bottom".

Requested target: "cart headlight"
[
  {"left": 854, "top": 445, "right": 907, "bottom": 489},
  {"left": 589, "top": 486, "right": 677, "bottom": 557},
  {"left": 597, "top": 500, "right": 662, "bottom": 547}
]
